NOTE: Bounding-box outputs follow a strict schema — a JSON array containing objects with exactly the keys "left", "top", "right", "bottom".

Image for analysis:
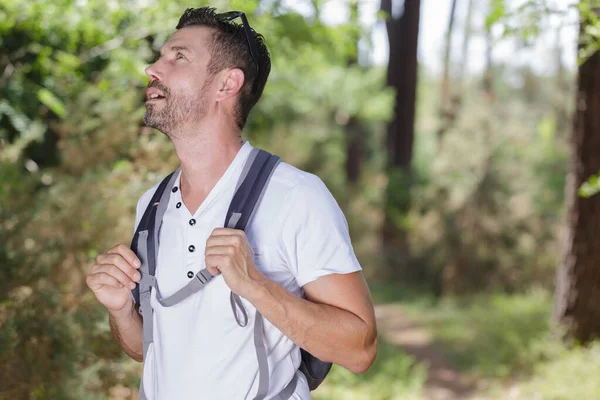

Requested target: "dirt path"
[{"left": 375, "top": 304, "right": 478, "bottom": 400}]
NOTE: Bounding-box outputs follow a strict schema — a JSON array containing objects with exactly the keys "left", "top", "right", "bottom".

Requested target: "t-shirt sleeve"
[{"left": 277, "top": 174, "right": 362, "bottom": 287}]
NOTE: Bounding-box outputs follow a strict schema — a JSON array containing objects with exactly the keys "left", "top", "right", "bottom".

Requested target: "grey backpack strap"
[
  {"left": 224, "top": 149, "right": 282, "bottom": 400},
  {"left": 274, "top": 375, "right": 298, "bottom": 400},
  {"left": 130, "top": 169, "right": 179, "bottom": 400},
  {"left": 153, "top": 269, "right": 214, "bottom": 307},
  {"left": 252, "top": 312, "right": 270, "bottom": 400}
]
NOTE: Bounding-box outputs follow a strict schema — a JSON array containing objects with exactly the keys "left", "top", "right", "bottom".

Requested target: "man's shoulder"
[
  {"left": 263, "top": 160, "right": 343, "bottom": 224},
  {"left": 269, "top": 161, "right": 329, "bottom": 198},
  {"left": 137, "top": 180, "right": 162, "bottom": 210}
]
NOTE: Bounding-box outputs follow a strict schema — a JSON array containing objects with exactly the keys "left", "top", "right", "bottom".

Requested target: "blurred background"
[{"left": 1, "top": 0, "right": 599, "bottom": 399}]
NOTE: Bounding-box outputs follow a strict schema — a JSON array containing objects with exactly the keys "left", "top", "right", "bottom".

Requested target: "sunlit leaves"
[
  {"left": 579, "top": 172, "right": 600, "bottom": 198},
  {"left": 486, "top": 0, "right": 506, "bottom": 30},
  {"left": 37, "top": 88, "right": 66, "bottom": 119},
  {"left": 578, "top": 1, "right": 600, "bottom": 63}
]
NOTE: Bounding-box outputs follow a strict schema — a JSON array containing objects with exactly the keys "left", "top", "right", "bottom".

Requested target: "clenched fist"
[
  {"left": 86, "top": 244, "right": 141, "bottom": 315},
  {"left": 205, "top": 228, "right": 267, "bottom": 300}
]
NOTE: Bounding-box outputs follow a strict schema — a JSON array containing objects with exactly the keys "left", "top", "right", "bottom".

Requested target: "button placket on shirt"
[
  {"left": 172, "top": 183, "right": 198, "bottom": 280},
  {"left": 173, "top": 187, "right": 201, "bottom": 280},
  {"left": 185, "top": 220, "right": 201, "bottom": 279}
]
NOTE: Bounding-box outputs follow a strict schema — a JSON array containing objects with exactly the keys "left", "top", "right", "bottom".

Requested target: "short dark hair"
[{"left": 176, "top": 7, "right": 271, "bottom": 130}]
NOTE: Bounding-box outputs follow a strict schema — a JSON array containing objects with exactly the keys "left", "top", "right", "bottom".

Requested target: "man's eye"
[{"left": 176, "top": 53, "right": 186, "bottom": 60}]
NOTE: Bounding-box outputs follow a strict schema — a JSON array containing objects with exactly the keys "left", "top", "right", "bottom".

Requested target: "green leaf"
[
  {"left": 486, "top": 0, "right": 506, "bottom": 30},
  {"left": 579, "top": 172, "right": 600, "bottom": 198},
  {"left": 37, "top": 88, "right": 66, "bottom": 119}
]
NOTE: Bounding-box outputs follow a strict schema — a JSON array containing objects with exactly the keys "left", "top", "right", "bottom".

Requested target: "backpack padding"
[
  {"left": 131, "top": 170, "right": 176, "bottom": 305},
  {"left": 225, "top": 149, "right": 280, "bottom": 231}
]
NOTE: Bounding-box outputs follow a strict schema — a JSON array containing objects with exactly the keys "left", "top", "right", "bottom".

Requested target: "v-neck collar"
[{"left": 173, "top": 141, "right": 253, "bottom": 218}]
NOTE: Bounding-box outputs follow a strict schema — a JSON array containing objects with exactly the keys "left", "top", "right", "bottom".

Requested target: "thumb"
[{"left": 206, "top": 265, "right": 221, "bottom": 277}]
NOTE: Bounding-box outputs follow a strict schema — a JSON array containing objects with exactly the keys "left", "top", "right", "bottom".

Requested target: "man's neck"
[{"left": 171, "top": 124, "right": 244, "bottom": 214}]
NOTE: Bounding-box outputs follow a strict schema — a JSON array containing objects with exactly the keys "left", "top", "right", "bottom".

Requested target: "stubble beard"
[{"left": 144, "top": 88, "right": 209, "bottom": 139}]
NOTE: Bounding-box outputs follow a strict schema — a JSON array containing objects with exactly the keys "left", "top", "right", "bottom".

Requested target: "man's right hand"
[{"left": 86, "top": 244, "right": 141, "bottom": 315}]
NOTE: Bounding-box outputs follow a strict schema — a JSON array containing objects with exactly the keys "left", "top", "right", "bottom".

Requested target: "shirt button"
[
  {"left": 176, "top": 202, "right": 182, "bottom": 209},
  {"left": 188, "top": 245, "right": 195, "bottom": 252},
  {"left": 189, "top": 219, "right": 196, "bottom": 226},
  {"left": 172, "top": 187, "right": 179, "bottom": 193},
  {"left": 187, "top": 271, "right": 194, "bottom": 279}
]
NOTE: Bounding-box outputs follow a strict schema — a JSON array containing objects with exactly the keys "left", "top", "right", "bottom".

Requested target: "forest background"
[{"left": 1, "top": 0, "right": 599, "bottom": 399}]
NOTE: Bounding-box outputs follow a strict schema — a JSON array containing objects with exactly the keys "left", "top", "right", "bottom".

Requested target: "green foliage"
[
  {"left": 578, "top": 0, "right": 600, "bottom": 63},
  {"left": 313, "top": 340, "right": 426, "bottom": 400},
  {"left": 488, "top": 0, "right": 600, "bottom": 64},
  {"left": 498, "top": 342, "right": 600, "bottom": 399},
  {"left": 579, "top": 171, "right": 600, "bottom": 197},
  {"left": 408, "top": 73, "right": 570, "bottom": 293},
  {"left": 407, "top": 289, "right": 553, "bottom": 378}
]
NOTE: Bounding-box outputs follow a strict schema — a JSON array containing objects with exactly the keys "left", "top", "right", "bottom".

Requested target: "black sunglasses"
[{"left": 216, "top": 11, "right": 260, "bottom": 94}]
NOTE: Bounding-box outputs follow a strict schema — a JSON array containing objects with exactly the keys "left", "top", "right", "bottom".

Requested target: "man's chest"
[{"left": 153, "top": 203, "right": 300, "bottom": 301}]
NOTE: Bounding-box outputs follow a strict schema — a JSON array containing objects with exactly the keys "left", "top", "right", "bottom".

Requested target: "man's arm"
[
  {"left": 205, "top": 230, "right": 378, "bottom": 374},
  {"left": 109, "top": 301, "right": 144, "bottom": 362},
  {"left": 86, "top": 244, "right": 145, "bottom": 362},
  {"left": 249, "top": 271, "right": 377, "bottom": 374}
]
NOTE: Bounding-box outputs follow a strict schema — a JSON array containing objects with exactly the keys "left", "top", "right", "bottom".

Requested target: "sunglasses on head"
[{"left": 215, "top": 11, "right": 260, "bottom": 94}]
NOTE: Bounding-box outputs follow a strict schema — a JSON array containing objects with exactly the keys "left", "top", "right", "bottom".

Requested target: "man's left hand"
[{"left": 205, "top": 228, "right": 266, "bottom": 299}]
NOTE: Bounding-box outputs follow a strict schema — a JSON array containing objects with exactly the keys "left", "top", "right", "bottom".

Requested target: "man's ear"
[{"left": 216, "top": 68, "right": 245, "bottom": 102}]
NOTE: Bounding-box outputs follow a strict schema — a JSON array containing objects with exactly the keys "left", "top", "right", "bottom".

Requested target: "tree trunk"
[
  {"left": 483, "top": 27, "right": 494, "bottom": 100},
  {"left": 437, "top": 0, "right": 459, "bottom": 140},
  {"left": 555, "top": 16, "right": 600, "bottom": 344},
  {"left": 554, "top": 25, "right": 570, "bottom": 137},
  {"left": 381, "top": 0, "right": 421, "bottom": 276},
  {"left": 345, "top": 0, "right": 365, "bottom": 185},
  {"left": 457, "top": 0, "right": 474, "bottom": 87},
  {"left": 345, "top": 117, "right": 364, "bottom": 184}
]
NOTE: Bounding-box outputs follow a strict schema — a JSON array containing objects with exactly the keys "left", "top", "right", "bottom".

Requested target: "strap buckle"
[{"left": 195, "top": 269, "right": 212, "bottom": 285}]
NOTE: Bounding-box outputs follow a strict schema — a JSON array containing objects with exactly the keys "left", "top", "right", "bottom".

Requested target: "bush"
[
  {"left": 407, "top": 289, "right": 553, "bottom": 378},
  {"left": 312, "top": 339, "right": 426, "bottom": 400},
  {"left": 485, "top": 342, "right": 600, "bottom": 400}
]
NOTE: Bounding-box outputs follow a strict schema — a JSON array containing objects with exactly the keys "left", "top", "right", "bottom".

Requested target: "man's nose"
[{"left": 145, "top": 61, "right": 162, "bottom": 81}]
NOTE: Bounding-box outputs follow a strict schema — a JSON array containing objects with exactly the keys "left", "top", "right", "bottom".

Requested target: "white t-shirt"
[{"left": 134, "top": 142, "right": 362, "bottom": 400}]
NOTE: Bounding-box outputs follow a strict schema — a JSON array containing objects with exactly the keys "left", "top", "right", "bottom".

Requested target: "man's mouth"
[{"left": 146, "top": 87, "right": 167, "bottom": 102}]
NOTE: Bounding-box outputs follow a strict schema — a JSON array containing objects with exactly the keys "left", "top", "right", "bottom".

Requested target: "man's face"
[{"left": 143, "top": 26, "right": 215, "bottom": 137}]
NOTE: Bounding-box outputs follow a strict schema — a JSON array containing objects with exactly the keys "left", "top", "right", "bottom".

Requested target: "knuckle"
[{"left": 108, "top": 264, "right": 123, "bottom": 276}]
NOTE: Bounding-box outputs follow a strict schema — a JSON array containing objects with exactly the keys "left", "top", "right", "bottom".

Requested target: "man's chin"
[{"left": 143, "top": 114, "right": 167, "bottom": 132}]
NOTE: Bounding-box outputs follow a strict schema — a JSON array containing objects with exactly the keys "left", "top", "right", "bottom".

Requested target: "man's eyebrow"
[
  {"left": 170, "top": 45, "right": 190, "bottom": 53},
  {"left": 159, "top": 45, "right": 192, "bottom": 57}
]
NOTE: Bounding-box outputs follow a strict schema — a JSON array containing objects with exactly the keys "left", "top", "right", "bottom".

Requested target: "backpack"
[{"left": 130, "top": 148, "right": 332, "bottom": 400}]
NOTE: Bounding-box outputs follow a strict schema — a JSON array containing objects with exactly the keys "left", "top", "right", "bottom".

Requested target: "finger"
[
  {"left": 93, "top": 264, "right": 137, "bottom": 290},
  {"left": 206, "top": 265, "right": 221, "bottom": 276},
  {"left": 209, "top": 228, "right": 245, "bottom": 238},
  {"left": 206, "top": 254, "right": 232, "bottom": 274},
  {"left": 209, "top": 228, "right": 234, "bottom": 236},
  {"left": 96, "top": 254, "right": 141, "bottom": 283},
  {"left": 108, "top": 243, "right": 142, "bottom": 269},
  {"left": 206, "top": 233, "right": 245, "bottom": 249},
  {"left": 204, "top": 245, "right": 237, "bottom": 257},
  {"left": 87, "top": 272, "right": 125, "bottom": 290}
]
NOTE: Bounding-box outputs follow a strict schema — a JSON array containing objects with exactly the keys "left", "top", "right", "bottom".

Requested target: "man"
[{"left": 86, "top": 7, "right": 377, "bottom": 399}]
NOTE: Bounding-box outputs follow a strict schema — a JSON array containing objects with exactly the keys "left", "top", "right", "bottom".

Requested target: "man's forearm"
[
  {"left": 247, "top": 278, "right": 377, "bottom": 374},
  {"left": 109, "top": 301, "right": 144, "bottom": 362}
]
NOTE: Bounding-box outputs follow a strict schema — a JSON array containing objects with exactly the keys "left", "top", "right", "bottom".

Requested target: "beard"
[{"left": 143, "top": 80, "right": 210, "bottom": 138}]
